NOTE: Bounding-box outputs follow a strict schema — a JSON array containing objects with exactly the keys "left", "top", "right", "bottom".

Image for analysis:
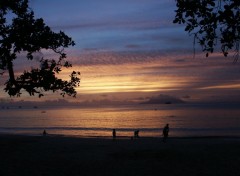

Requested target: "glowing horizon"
[{"left": 1, "top": 0, "right": 240, "bottom": 105}]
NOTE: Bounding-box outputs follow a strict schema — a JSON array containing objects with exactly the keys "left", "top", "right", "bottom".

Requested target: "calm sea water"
[{"left": 0, "top": 104, "right": 240, "bottom": 137}]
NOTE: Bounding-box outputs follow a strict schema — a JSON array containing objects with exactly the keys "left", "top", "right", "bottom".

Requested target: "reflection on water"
[{"left": 0, "top": 104, "right": 240, "bottom": 137}]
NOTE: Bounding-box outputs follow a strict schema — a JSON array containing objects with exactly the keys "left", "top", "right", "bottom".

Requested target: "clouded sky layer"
[
  {"left": 30, "top": 0, "right": 185, "bottom": 52},
  {"left": 1, "top": 0, "right": 240, "bottom": 105}
]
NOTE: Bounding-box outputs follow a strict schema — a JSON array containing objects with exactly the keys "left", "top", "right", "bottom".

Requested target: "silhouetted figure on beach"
[
  {"left": 112, "top": 129, "right": 116, "bottom": 140},
  {"left": 43, "top": 130, "right": 47, "bottom": 136},
  {"left": 162, "top": 124, "right": 169, "bottom": 142},
  {"left": 134, "top": 130, "right": 139, "bottom": 138}
]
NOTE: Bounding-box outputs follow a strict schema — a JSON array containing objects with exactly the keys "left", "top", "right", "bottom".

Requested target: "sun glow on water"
[{"left": 0, "top": 105, "right": 240, "bottom": 137}]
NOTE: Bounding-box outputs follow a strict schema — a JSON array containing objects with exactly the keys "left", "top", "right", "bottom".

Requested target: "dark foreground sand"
[{"left": 0, "top": 135, "right": 240, "bottom": 176}]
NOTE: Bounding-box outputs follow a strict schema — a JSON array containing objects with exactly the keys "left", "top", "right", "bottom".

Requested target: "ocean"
[{"left": 0, "top": 104, "right": 240, "bottom": 137}]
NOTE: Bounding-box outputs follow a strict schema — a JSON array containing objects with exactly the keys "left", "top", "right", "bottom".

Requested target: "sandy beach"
[{"left": 0, "top": 134, "right": 240, "bottom": 176}]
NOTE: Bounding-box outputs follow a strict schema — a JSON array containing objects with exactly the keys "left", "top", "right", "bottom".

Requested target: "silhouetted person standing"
[
  {"left": 112, "top": 129, "right": 116, "bottom": 140},
  {"left": 134, "top": 130, "right": 139, "bottom": 138},
  {"left": 162, "top": 124, "right": 169, "bottom": 142},
  {"left": 43, "top": 129, "right": 47, "bottom": 136}
]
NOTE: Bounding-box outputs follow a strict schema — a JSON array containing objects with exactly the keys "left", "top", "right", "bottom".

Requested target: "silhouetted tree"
[
  {"left": 174, "top": 0, "right": 240, "bottom": 61},
  {"left": 0, "top": 0, "right": 80, "bottom": 97}
]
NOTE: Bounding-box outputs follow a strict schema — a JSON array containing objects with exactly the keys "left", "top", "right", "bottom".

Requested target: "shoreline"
[{"left": 1, "top": 132, "right": 240, "bottom": 139}]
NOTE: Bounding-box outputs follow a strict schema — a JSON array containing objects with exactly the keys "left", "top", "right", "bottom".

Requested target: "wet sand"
[{"left": 0, "top": 134, "right": 240, "bottom": 176}]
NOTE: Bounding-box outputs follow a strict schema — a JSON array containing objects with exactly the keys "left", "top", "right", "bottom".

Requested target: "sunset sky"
[{"left": 1, "top": 0, "right": 240, "bottom": 105}]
